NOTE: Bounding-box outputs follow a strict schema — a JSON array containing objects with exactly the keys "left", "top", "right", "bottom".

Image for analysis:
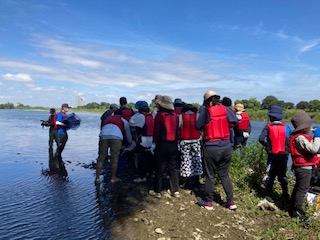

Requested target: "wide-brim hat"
[
  {"left": 173, "top": 98, "right": 184, "bottom": 107},
  {"left": 203, "top": 90, "right": 219, "bottom": 101},
  {"left": 152, "top": 94, "right": 162, "bottom": 104},
  {"left": 235, "top": 103, "right": 244, "bottom": 112},
  {"left": 158, "top": 95, "right": 174, "bottom": 110},
  {"left": 291, "top": 111, "right": 315, "bottom": 133},
  {"left": 268, "top": 105, "right": 284, "bottom": 120}
]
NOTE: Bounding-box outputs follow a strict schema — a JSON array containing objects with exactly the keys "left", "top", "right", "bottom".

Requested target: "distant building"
[{"left": 76, "top": 96, "right": 85, "bottom": 107}]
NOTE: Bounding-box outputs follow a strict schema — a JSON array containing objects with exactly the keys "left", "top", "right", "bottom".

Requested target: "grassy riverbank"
[{"left": 229, "top": 142, "right": 320, "bottom": 239}]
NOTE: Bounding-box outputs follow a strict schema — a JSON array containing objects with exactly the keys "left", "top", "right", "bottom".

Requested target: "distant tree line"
[{"left": 1, "top": 95, "right": 320, "bottom": 111}]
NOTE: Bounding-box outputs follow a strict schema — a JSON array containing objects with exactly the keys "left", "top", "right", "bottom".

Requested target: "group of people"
[
  {"left": 258, "top": 106, "right": 320, "bottom": 218},
  {"left": 45, "top": 91, "right": 320, "bottom": 218},
  {"left": 94, "top": 91, "right": 255, "bottom": 211}
]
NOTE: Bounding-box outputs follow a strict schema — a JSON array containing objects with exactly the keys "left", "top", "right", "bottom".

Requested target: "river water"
[{"left": 0, "top": 109, "right": 277, "bottom": 239}]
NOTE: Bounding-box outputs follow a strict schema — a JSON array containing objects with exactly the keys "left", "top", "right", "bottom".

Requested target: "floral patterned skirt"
[{"left": 180, "top": 141, "right": 203, "bottom": 177}]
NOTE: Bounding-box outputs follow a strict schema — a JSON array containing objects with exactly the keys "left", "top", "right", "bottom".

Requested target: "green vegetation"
[
  {"left": 1, "top": 94, "right": 320, "bottom": 122},
  {"left": 224, "top": 142, "right": 320, "bottom": 239}
]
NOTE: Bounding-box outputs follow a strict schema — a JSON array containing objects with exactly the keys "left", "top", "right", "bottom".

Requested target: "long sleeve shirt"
[{"left": 195, "top": 105, "right": 237, "bottom": 149}]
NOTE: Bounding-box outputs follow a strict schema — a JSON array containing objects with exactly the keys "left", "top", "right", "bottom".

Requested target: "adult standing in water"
[{"left": 56, "top": 103, "right": 69, "bottom": 164}]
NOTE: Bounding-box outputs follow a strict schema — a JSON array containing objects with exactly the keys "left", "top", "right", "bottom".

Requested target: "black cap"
[{"left": 61, "top": 103, "right": 69, "bottom": 108}]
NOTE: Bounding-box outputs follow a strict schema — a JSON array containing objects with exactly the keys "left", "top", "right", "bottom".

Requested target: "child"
[
  {"left": 289, "top": 111, "right": 320, "bottom": 217},
  {"left": 258, "top": 106, "right": 291, "bottom": 203}
]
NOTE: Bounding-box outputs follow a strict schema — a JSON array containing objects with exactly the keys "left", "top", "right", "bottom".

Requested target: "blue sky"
[{"left": 1, "top": 0, "right": 320, "bottom": 107}]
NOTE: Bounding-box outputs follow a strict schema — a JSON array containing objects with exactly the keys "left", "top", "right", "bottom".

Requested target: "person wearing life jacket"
[
  {"left": 173, "top": 98, "right": 185, "bottom": 115},
  {"left": 151, "top": 94, "right": 162, "bottom": 119},
  {"left": 95, "top": 111, "right": 133, "bottom": 185},
  {"left": 259, "top": 105, "right": 291, "bottom": 203},
  {"left": 115, "top": 97, "right": 135, "bottom": 122},
  {"left": 233, "top": 103, "right": 251, "bottom": 148},
  {"left": 179, "top": 104, "right": 202, "bottom": 190},
  {"left": 47, "top": 108, "right": 60, "bottom": 154},
  {"left": 288, "top": 111, "right": 320, "bottom": 218},
  {"left": 149, "top": 95, "right": 180, "bottom": 198},
  {"left": 56, "top": 103, "right": 70, "bottom": 164},
  {"left": 195, "top": 90, "right": 238, "bottom": 210},
  {"left": 129, "top": 102, "right": 155, "bottom": 183},
  {"left": 114, "top": 97, "right": 135, "bottom": 164},
  {"left": 221, "top": 97, "right": 235, "bottom": 144},
  {"left": 100, "top": 103, "right": 119, "bottom": 129}
]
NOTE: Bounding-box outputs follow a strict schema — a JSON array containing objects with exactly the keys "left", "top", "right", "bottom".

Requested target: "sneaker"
[
  {"left": 167, "top": 190, "right": 180, "bottom": 198},
  {"left": 226, "top": 200, "right": 237, "bottom": 210},
  {"left": 202, "top": 201, "right": 213, "bottom": 210},
  {"left": 149, "top": 190, "right": 161, "bottom": 198},
  {"left": 197, "top": 197, "right": 213, "bottom": 210},
  {"left": 133, "top": 177, "right": 147, "bottom": 183}
]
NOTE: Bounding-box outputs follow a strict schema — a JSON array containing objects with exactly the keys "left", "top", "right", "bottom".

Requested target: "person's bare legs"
[{"left": 95, "top": 161, "right": 103, "bottom": 183}]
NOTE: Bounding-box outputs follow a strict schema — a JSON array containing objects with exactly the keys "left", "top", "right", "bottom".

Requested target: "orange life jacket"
[{"left": 204, "top": 105, "right": 230, "bottom": 142}]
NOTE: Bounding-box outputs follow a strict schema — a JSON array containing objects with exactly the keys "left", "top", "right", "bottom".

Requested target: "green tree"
[
  {"left": 296, "top": 101, "right": 308, "bottom": 110},
  {"left": 308, "top": 100, "right": 320, "bottom": 112},
  {"left": 284, "top": 102, "right": 294, "bottom": 109},
  {"left": 261, "top": 96, "right": 278, "bottom": 110},
  {"left": 0, "top": 102, "right": 14, "bottom": 109}
]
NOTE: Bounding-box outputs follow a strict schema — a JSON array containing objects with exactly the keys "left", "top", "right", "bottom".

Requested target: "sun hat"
[
  {"left": 235, "top": 103, "right": 245, "bottom": 112},
  {"left": 182, "top": 103, "right": 197, "bottom": 113},
  {"left": 291, "top": 111, "right": 315, "bottom": 134},
  {"left": 174, "top": 98, "right": 184, "bottom": 107},
  {"left": 158, "top": 95, "right": 174, "bottom": 110},
  {"left": 203, "top": 90, "right": 219, "bottom": 101},
  {"left": 152, "top": 94, "right": 162, "bottom": 104},
  {"left": 268, "top": 105, "right": 284, "bottom": 120},
  {"left": 110, "top": 103, "right": 119, "bottom": 109}
]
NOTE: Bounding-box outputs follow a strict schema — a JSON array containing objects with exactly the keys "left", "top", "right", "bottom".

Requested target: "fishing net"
[{"left": 62, "top": 113, "right": 81, "bottom": 130}]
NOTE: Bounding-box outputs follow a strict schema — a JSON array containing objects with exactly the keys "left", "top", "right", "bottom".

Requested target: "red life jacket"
[
  {"left": 141, "top": 114, "right": 154, "bottom": 137},
  {"left": 290, "top": 134, "right": 319, "bottom": 166},
  {"left": 120, "top": 108, "right": 133, "bottom": 122},
  {"left": 267, "top": 122, "right": 287, "bottom": 154},
  {"left": 102, "top": 115, "right": 124, "bottom": 132},
  {"left": 180, "top": 112, "right": 200, "bottom": 140},
  {"left": 237, "top": 112, "right": 250, "bottom": 131},
  {"left": 49, "top": 114, "right": 57, "bottom": 129},
  {"left": 204, "top": 105, "right": 230, "bottom": 142},
  {"left": 161, "top": 111, "right": 178, "bottom": 141},
  {"left": 174, "top": 108, "right": 183, "bottom": 115}
]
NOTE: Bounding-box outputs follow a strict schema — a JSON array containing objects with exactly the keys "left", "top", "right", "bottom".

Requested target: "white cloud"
[
  {"left": 299, "top": 40, "right": 320, "bottom": 53},
  {"left": 2, "top": 73, "right": 33, "bottom": 82}
]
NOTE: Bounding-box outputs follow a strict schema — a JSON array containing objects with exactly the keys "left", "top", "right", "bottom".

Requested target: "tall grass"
[{"left": 227, "top": 142, "right": 320, "bottom": 239}]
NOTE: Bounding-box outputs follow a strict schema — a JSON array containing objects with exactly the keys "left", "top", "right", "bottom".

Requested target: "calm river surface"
[{"left": 0, "top": 109, "right": 275, "bottom": 239}]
